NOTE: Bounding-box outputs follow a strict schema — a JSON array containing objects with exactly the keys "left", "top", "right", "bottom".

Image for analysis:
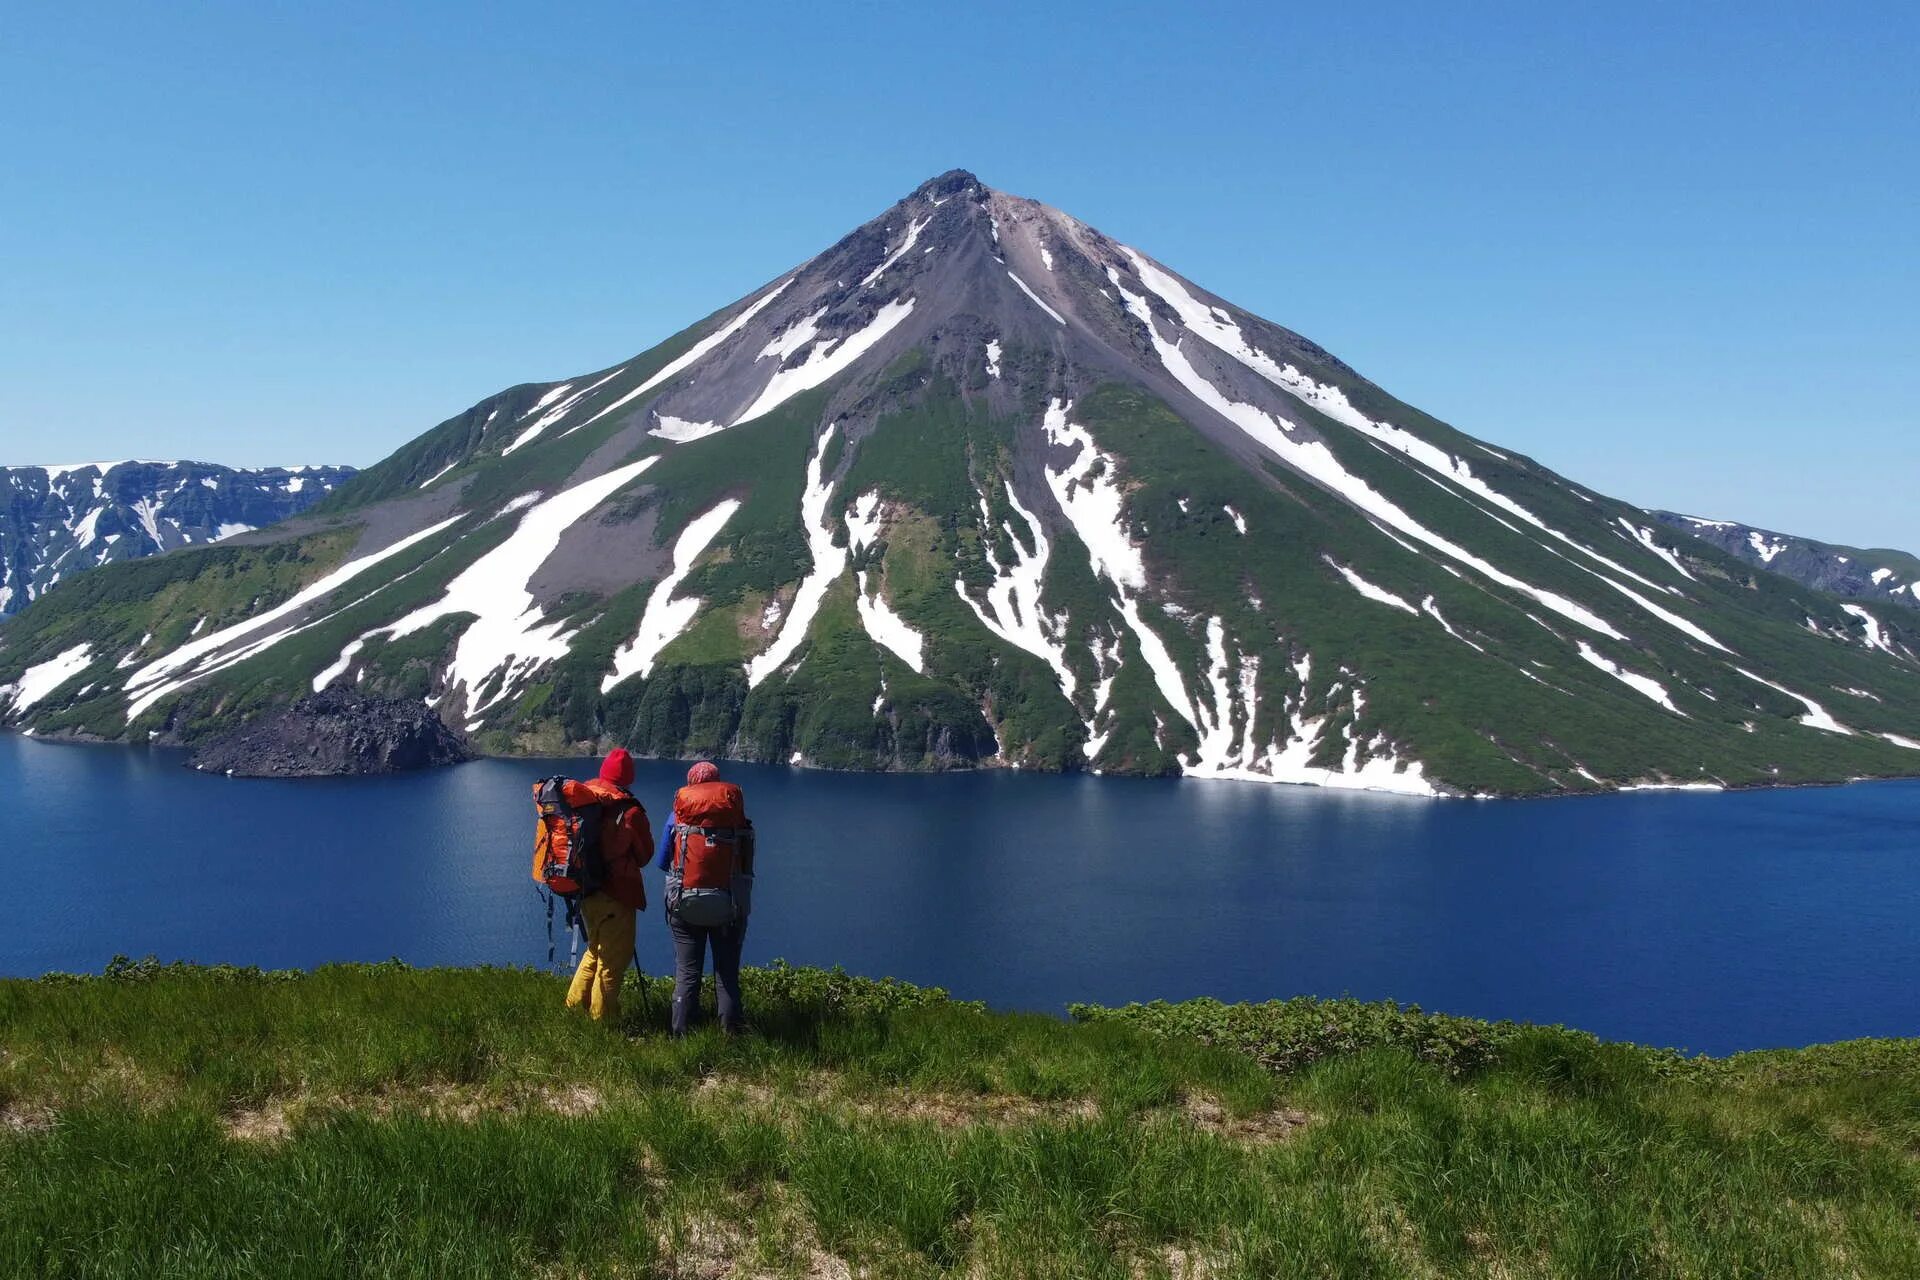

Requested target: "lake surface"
[{"left": 4, "top": 733, "right": 1918, "bottom": 1054}]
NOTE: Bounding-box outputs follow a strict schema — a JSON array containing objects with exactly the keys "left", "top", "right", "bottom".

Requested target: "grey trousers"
[{"left": 668, "top": 914, "right": 747, "bottom": 1036}]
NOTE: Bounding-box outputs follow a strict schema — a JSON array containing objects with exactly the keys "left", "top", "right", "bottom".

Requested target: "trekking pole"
[{"left": 632, "top": 958, "right": 658, "bottom": 1027}]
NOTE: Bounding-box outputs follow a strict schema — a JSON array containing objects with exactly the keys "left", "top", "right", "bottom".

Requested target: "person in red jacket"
[{"left": 563, "top": 748, "right": 654, "bottom": 1024}]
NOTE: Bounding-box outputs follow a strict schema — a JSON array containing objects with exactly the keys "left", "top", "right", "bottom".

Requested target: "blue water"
[{"left": 4, "top": 733, "right": 1918, "bottom": 1053}]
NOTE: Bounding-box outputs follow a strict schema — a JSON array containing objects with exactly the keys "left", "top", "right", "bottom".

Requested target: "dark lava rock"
[{"left": 189, "top": 690, "right": 470, "bottom": 777}]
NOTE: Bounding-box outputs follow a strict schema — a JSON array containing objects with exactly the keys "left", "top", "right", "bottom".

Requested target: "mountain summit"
[{"left": 3, "top": 173, "right": 1916, "bottom": 793}]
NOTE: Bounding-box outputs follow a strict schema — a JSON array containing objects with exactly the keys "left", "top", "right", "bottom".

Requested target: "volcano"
[{"left": 5, "top": 170, "right": 1917, "bottom": 794}]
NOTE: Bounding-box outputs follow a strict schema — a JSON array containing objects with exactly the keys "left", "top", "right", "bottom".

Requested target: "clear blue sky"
[{"left": 4, "top": 1, "right": 1915, "bottom": 550}]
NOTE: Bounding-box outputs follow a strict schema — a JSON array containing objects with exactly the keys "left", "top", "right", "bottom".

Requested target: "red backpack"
[{"left": 667, "top": 780, "right": 754, "bottom": 927}]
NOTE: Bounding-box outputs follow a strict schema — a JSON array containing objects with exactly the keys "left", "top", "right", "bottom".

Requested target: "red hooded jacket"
[{"left": 584, "top": 749, "right": 651, "bottom": 910}]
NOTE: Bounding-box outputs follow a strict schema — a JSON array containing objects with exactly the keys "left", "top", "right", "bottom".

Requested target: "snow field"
[
  {"left": 371, "top": 457, "right": 663, "bottom": 719},
  {"left": 1033, "top": 399, "right": 1431, "bottom": 793},
  {"left": 649, "top": 416, "right": 728, "bottom": 444},
  {"left": 1421, "top": 597, "right": 1484, "bottom": 651},
  {"left": 503, "top": 367, "right": 627, "bottom": 456},
  {"left": 1617, "top": 519, "right": 1697, "bottom": 581},
  {"left": 417, "top": 460, "right": 460, "bottom": 490},
  {"left": 1, "top": 644, "right": 94, "bottom": 713}
]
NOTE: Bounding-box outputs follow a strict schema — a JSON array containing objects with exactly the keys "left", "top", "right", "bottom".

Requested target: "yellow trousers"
[{"left": 564, "top": 893, "right": 637, "bottom": 1023}]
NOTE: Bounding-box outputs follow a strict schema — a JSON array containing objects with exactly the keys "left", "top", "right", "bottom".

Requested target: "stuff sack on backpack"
[{"left": 530, "top": 776, "right": 610, "bottom": 899}]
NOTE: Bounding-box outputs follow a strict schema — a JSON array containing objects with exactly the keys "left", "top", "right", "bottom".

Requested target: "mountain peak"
[
  {"left": 913, "top": 168, "right": 983, "bottom": 201},
  {"left": 7, "top": 180, "right": 1918, "bottom": 796}
]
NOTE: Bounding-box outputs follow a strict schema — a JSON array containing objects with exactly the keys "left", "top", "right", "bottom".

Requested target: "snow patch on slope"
[
  {"left": 1840, "top": 603, "right": 1895, "bottom": 655},
  {"left": 747, "top": 428, "right": 846, "bottom": 687},
  {"left": 860, "top": 217, "right": 930, "bottom": 288},
  {"left": 1326, "top": 558, "right": 1418, "bottom": 614},
  {"left": 1108, "top": 268, "right": 1629, "bottom": 642},
  {"left": 1734, "top": 668, "right": 1852, "bottom": 735},
  {"left": 503, "top": 368, "right": 628, "bottom": 455},
  {"left": 602, "top": 498, "right": 741, "bottom": 690},
  {"left": 956, "top": 481, "right": 1078, "bottom": 701},
  {"left": 1006, "top": 272, "right": 1065, "bottom": 325},
  {"left": 649, "top": 415, "right": 727, "bottom": 444},
  {"left": 733, "top": 297, "right": 916, "bottom": 426},
  {"left": 2, "top": 644, "right": 94, "bottom": 713},
  {"left": 1117, "top": 247, "right": 1689, "bottom": 612},
  {"left": 846, "top": 491, "right": 926, "bottom": 673},
  {"left": 1041, "top": 400, "right": 1191, "bottom": 724},
  {"left": 379, "top": 458, "right": 663, "bottom": 716},
  {"left": 122, "top": 516, "right": 464, "bottom": 723},
  {"left": 569, "top": 280, "right": 794, "bottom": 436},
  {"left": 1578, "top": 643, "right": 1684, "bottom": 714},
  {"left": 1617, "top": 519, "right": 1697, "bottom": 581}
]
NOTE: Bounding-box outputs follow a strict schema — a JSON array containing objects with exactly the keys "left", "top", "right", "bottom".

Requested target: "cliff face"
[{"left": 188, "top": 689, "right": 468, "bottom": 777}]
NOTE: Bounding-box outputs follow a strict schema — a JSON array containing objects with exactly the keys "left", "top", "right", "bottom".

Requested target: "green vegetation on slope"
[{"left": 2, "top": 962, "right": 1916, "bottom": 1278}]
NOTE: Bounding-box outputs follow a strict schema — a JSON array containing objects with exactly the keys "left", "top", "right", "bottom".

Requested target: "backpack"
[
  {"left": 666, "top": 779, "right": 754, "bottom": 928},
  {"left": 531, "top": 776, "right": 629, "bottom": 899}
]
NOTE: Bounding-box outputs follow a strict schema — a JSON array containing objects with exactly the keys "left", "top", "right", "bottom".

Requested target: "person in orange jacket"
[{"left": 563, "top": 748, "right": 654, "bottom": 1024}]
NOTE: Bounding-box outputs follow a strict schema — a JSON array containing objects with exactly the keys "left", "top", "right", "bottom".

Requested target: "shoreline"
[{"left": 7, "top": 724, "right": 1920, "bottom": 800}]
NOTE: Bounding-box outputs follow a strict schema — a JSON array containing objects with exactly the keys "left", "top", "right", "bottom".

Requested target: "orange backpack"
[
  {"left": 667, "top": 780, "right": 754, "bottom": 926},
  {"left": 531, "top": 776, "right": 627, "bottom": 898}
]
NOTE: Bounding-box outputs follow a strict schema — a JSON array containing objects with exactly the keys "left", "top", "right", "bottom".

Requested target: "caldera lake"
[{"left": 5, "top": 732, "right": 1917, "bottom": 1055}]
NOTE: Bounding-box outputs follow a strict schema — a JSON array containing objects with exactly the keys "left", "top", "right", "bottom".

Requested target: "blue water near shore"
[{"left": 4, "top": 733, "right": 1917, "bottom": 1054}]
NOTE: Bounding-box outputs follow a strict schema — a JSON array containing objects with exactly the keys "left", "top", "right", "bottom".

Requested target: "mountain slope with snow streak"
[
  {"left": 0, "top": 461, "right": 353, "bottom": 615},
  {"left": 4, "top": 170, "right": 1917, "bottom": 793}
]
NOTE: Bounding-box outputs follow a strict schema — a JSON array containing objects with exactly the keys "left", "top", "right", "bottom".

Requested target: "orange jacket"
[{"left": 581, "top": 778, "right": 653, "bottom": 910}]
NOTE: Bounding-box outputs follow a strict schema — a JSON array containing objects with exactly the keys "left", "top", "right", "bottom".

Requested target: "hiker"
[
  {"left": 531, "top": 748, "right": 653, "bottom": 1024},
  {"left": 656, "top": 760, "right": 755, "bottom": 1036}
]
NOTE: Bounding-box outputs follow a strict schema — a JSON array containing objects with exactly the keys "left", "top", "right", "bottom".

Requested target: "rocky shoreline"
[{"left": 187, "top": 690, "right": 470, "bottom": 778}]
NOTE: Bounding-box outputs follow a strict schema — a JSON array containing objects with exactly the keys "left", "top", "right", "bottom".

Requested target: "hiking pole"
[{"left": 631, "top": 956, "right": 658, "bottom": 1027}]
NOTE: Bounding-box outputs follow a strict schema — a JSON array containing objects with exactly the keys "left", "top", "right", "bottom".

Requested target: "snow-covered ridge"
[{"left": 0, "top": 461, "right": 354, "bottom": 615}]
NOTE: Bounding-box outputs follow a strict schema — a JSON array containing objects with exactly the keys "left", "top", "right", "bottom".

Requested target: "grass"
[{"left": 2, "top": 962, "right": 1916, "bottom": 1278}]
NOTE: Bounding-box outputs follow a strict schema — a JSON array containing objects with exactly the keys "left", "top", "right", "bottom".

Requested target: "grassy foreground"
[{"left": 2, "top": 962, "right": 1917, "bottom": 1278}]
